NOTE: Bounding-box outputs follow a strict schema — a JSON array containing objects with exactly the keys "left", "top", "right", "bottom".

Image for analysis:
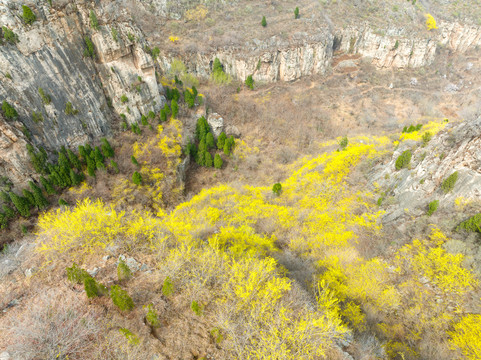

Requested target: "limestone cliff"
[{"left": 0, "top": 0, "right": 164, "bottom": 186}]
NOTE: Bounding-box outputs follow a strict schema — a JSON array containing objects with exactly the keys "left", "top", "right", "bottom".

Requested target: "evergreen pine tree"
[
  {"left": 131, "top": 156, "right": 139, "bottom": 166},
  {"left": 9, "top": 192, "right": 30, "bottom": 217},
  {"left": 0, "top": 191, "right": 11, "bottom": 204},
  {"left": 214, "top": 154, "right": 223, "bottom": 169},
  {"left": 40, "top": 176, "right": 56, "bottom": 195},
  {"left": 160, "top": 109, "right": 167, "bottom": 122},
  {"left": 261, "top": 16, "right": 267, "bottom": 27},
  {"left": 141, "top": 115, "right": 148, "bottom": 126},
  {"left": 58, "top": 151, "right": 70, "bottom": 170},
  {"left": 78, "top": 145, "right": 87, "bottom": 162},
  {"left": 163, "top": 103, "right": 171, "bottom": 115},
  {"left": 58, "top": 198, "right": 68, "bottom": 206},
  {"left": 110, "top": 285, "right": 134, "bottom": 311},
  {"left": 294, "top": 7, "right": 300, "bottom": 19},
  {"left": 205, "top": 132, "right": 215, "bottom": 149},
  {"left": 205, "top": 152, "right": 213, "bottom": 167},
  {"left": 223, "top": 142, "right": 231, "bottom": 156},
  {"left": 101, "top": 138, "right": 114, "bottom": 158},
  {"left": 171, "top": 99, "right": 178, "bottom": 118},
  {"left": 217, "top": 132, "right": 227, "bottom": 150},
  {"left": 192, "top": 86, "right": 198, "bottom": 99},
  {"left": 110, "top": 160, "right": 119, "bottom": 174},
  {"left": 22, "top": 189, "right": 35, "bottom": 208},
  {"left": 3, "top": 205, "right": 15, "bottom": 219},
  {"left": 86, "top": 156, "right": 96, "bottom": 177},
  {"left": 67, "top": 149, "right": 82, "bottom": 170},
  {"left": 29, "top": 181, "right": 49, "bottom": 209}
]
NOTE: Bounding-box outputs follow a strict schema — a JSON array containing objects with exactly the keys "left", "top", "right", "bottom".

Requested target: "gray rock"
[
  {"left": 0, "top": 351, "right": 11, "bottom": 360},
  {"left": 140, "top": 264, "right": 149, "bottom": 271},
  {"left": 118, "top": 255, "right": 140, "bottom": 272},
  {"left": 87, "top": 267, "right": 100, "bottom": 277},
  {"left": 207, "top": 113, "right": 224, "bottom": 138},
  {"left": 24, "top": 267, "right": 35, "bottom": 278}
]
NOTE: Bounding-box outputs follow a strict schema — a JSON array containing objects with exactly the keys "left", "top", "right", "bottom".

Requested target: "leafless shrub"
[{"left": 2, "top": 289, "right": 101, "bottom": 359}]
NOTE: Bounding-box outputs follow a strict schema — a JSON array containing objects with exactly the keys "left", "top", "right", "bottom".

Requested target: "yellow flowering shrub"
[{"left": 449, "top": 314, "right": 481, "bottom": 359}]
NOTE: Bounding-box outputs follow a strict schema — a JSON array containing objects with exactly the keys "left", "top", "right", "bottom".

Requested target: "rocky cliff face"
[
  {"left": 373, "top": 117, "right": 481, "bottom": 222},
  {"left": 0, "top": 0, "right": 164, "bottom": 186},
  {"left": 158, "top": 21, "right": 481, "bottom": 83}
]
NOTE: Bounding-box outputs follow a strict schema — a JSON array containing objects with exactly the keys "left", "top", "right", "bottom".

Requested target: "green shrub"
[
  {"left": 2, "top": 101, "right": 18, "bottom": 120},
  {"left": 402, "top": 124, "right": 422, "bottom": 133},
  {"left": 272, "top": 183, "right": 282, "bottom": 196},
  {"left": 119, "top": 328, "right": 139, "bottom": 345},
  {"left": 148, "top": 110, "right": 156, "bottom": 119},
  {"left": 111, "top": 27, "right": 118, "bottom": 42},
  {"left": 339, "top": 136, "right": 348, "bottom": 150},
  {"left": 32, "top": 111, "right": 44, "bottom": 123},
  {"left": 162, "top": 276, "right": 173, "bottom": 297},
  {"left": 2, "top": 26, "right": 18, "bottom": 44},
  {"left": 205, "top": 132, "right": 215, "bottom": 149},
  {"left": 127, "top": 33, "right": 135, "bottom": 42},
  {"left": 131, "top": 155, "right": 139, "bottom": 166},
  {"left": 395, "top": 150, "right": 412, "bottom": 170},
  {"left": 117, "top": 259, "right": 132, "bottom": 281},
  {"left": 110, "top": 160, "right": 119, "bottom": 173},
  {"left": 294, "top": 7, "right": 300, "bottom": 19},
  {"left": 132, "top": 171, "right": 142, "bottom": 185},
  {"left": 22, "top": 5, "right": 36, "bottom": 25},
  {"left": 441, "top": 171, "right": 458, "bottom": 193},
  {"left": 422, "top": 131, "right": 432, "bottom": 147},
  {"left": 111, "top": 285, "right": 134, "bottom": 311},
  {"left": 214, "top": 154, "right": 223, "bottom": 169},
  {"left": 21, "top": 224, "right": 28, "bottom": 234},
  {"left": 191, "top": 300, "right": 203, "bottom": 316},
  {"left": 145, "top": 304, "right": 161, "bottom": 328},
  {"left": 89, "top": 10, "right": 99, "bottom": 30},
  {"left": 245, "top": 75, "right": 254, "bottom": 90},
  {"left": 29, "top": 181, "right": 48, "bottom": 209},
  {"left": 84, "top": 36, "right": 95, "bottom": 58},
  {"left": 210, "top": 328, "right": 223, "bottom": 344},
  {"left": 58, "top": 198, "right": 68, "bottom": 206},
  {"left": 152, "top": 47, "right": 160, "bottom": 60},
  {"left": 66, "top": 263, "right": 90, "bottom": 284},
  {"left": 83, "top": 276, "right": 99, "bottom": 298},
  {"left": 427, "top": 200, "right": 439, "bottom": 216},
  {"left": 141, "top": 114, "right": 148, "bottom": 126},
  {"left": 65, "top": 102, "right": 79, "bottom": 115},
  {"left": 184, "top": 90, "right": 195, "bottom": 108},
  {"left": 38, "top": 88, "right": 51, "bottom": 104},
  {"left": 457, "top": 214, "right": 481, "bottom": 233},
  {"left": 261, "top": 16, "right": 267, "bottom": 27},
  {"left": 120, "top": 94, "right": 128, "bottom": 103},
  {"left": 211, "top": 58, "right": 231, "bottom": 84}
]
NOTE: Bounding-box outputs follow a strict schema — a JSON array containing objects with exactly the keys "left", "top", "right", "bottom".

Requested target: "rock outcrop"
[
  {"left": 158, "top": 21, "right": 481, "bottom": 82},
  {"left": 0, "top": 0, "right": 164, "bottom": 186}
]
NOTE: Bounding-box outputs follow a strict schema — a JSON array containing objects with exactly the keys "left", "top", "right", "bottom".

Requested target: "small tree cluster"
[
  {"left": 395, "top": 150, "right": 412, "bottom": 170},
  {"left": 89, "top": 10, "right": 100, "bottom": 30}
]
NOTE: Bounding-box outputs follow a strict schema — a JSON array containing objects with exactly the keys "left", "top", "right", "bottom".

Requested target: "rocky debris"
[
  {"left": 445, "top": 83, "right": 461, "bottom": 93},
  {"left": 410, "top": 78, "right": 418, "bottom": 86},
  {"left": 207, "top": 113, "right": 224, "bottom": 138},
  {"left": 87, "top": 267, "right": 100, "bottom": 277},
  {"left": 118, "top": 254, "right": 141, "bottom": 272},
  {"left": 24, "top": 267, "right": 35, "bottom": 278},
  {"left": 0, "top": 351, "right": 10, "bottom": 360}
]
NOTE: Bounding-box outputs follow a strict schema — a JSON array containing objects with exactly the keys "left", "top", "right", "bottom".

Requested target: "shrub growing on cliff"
[
  {"left": 110, "top": 285, "right": 134, "bottom": 312},
  {"left": 84, "top": 36, "right": 95, "bottom": 58},
  {"left": 427, "top": 200, "right": 439, "bottom": 216},
  {"left": 22, "top": 5, "right": 36, "bottom": 25},
  {"left": 395, "top": 150, "right": 412, "bottom": 170},
  {"left": 457, "top": 214, "right": 481, "bottom": 233},
  {"left": 441, "top": 171, "right": 458, "bottom": 193},
  {"left": 2, "top": 26, "right": 18, "bottom": 44},
  {"left": 245, "top": 75, "right": 255, "bottom": 90},
  {"left": 2, "top": 101, "right": 18, "bottom": 120},
  {"left": 89, "top": 10, "right": 99, "bottom": 30},
  {"left": 38, "top": 88, "right": 51, "bottom": 105}
]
